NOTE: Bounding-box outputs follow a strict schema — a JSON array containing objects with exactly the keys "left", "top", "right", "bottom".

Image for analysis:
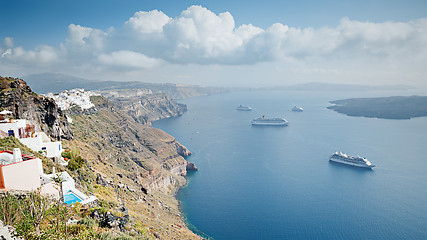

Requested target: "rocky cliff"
[
  {"left": 105, "top": 93, "right": 187, "bottom": 125},
  {"left": 0, "top": 76, "right": 73, "bottom": 140},
  {"left": 64, "top": 95, "right": 200, "bottom": 239},
  {"left": 0, "top": 76, "right": 201, "bottom": 239}
]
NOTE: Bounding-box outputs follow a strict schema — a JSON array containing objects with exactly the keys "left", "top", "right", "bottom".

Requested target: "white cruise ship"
[
  {"left": 237, "top": 105, "right": 252, "bottom": 111},
  {"left": 292, "top": 106, "right": 303, "bottom": 112},
  {"left": 251, "top": 116, "right": 288, "bottom": 126},
  {"left": 329, "top": 152, "right": 375, "bottom": 168}
]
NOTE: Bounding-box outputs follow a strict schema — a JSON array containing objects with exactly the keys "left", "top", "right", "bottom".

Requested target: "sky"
[{"left": 1, "top": 0, "right": 427, "bottom": 87}]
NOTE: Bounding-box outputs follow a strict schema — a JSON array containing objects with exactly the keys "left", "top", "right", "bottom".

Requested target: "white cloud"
[
  {"left": 65, "top": 24, "right": 106, "bottom": 53},
  {"left": 98, "top": 50, "right": 161, "bottom": 69},
  {"left": 334, "top": 18, "right": 427, "bottom": 58},
  {"left": 1, "top": 44, "right": 58, "bottom": 65},
  {"left": 234, "top": 24, "right": 264, "bottom": 43},
  {"left": 125, "top": 10, "right": 170, "bottom": 34},
  {"left": 1, "top": 5, "right": 427, "bottom": 87},
  {"left": 160, "top": 6, "right": 245, "bottom": 63},
  {"left": 4, "top": 6, "right": 426, "bottom": 66},
  {"left": 3, "top": 37, "right": 14, "bottom": 48}
]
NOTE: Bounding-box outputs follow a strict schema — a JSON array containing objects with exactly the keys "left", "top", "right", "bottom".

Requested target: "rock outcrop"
[
  {"left": 90, "top": 209, "right": 129, "bottom": 231},
  {"left": 0, "top": 76, "right": 73, "bottom": 140},
  {"left": 175, "top": 141, "right": 192, "bottom": 157},
  {"left": 106, "top": 93, "right": 187, "bottom": 125}
]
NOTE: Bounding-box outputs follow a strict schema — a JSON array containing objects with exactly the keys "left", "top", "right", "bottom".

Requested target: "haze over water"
[{"left": 153, "top": 90, "right": 427, "bottom": 240}]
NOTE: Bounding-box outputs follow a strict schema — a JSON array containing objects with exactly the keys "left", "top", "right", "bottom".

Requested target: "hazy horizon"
[{"left": 1, "top": 0, "right": 427, "bottom": 88}]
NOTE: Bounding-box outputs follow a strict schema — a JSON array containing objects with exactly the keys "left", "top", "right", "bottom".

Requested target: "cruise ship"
[
  {"left": 237, "top": 105, "right": 252, "bottom": 111},
  {"left": 251, "top": 116, "right": 289, "bottom": 126},
  {"left": 329, "top": 152, "right": 375, "bottom": 168},
  {"left": 292, "top": 106, "right": 303, "bottom": 112}
]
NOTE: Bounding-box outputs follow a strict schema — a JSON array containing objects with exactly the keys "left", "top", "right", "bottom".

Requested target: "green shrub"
[
  {"left": 0, "top": 193, "right": 19, "bottom": 226},
  {"left": 98, "top": 199, "right": 118, "bottom": 210},
  {"left": 77, "top": 216, "right": 98, "bottom": 228},
  {"left": 67, "top": 155, "right": 85, "bottom": 171},
  {"left": 62, "top": 150, "right": 71, "bottom": 159}
]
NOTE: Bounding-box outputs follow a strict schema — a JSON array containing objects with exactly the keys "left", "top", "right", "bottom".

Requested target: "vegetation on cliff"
[
  {"left": 63, "top": 95, "right": 200, "bottom": 239},
  {"left": 0, "top": 190, "right": 152, "bottom": 239},
  {"left": 0, "top": 76, "right": 201, "bottom": 239}
]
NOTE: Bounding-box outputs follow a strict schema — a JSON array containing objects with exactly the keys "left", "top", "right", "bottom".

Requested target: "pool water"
[{"left": 63, "top": 192, "right": 82, "bottom": 205}]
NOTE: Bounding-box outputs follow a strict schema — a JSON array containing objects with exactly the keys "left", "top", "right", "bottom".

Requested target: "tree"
[
  {"left": 0, "top": 193, "right": 19, "bottom": 226},
  {"left": 18, "top": 189, "right": 50, "bottom": 235}
]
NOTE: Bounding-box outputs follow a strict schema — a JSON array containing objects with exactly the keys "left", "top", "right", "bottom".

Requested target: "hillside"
[
  {"left": 328, "top": 96, "right": 427, "bottom": 119},
  {"left": 0, "top": 76, "right": 201, "bottom": 239},
  {"left": 64, "top": 95, "right": 200, "bottom": 239}
]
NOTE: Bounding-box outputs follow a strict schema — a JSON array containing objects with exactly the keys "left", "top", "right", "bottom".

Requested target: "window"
[{"left": 7, "top": 130, "right": 14, "bottom": 137}]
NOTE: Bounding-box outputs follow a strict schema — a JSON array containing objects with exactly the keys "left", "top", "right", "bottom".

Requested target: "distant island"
[{"left": 327, "top": 96, "right": 427, "bottom": 119}]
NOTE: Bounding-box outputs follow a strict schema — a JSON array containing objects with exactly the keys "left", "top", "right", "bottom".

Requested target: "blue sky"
[
  {"left": 2, "top": 0, "right": 427, "bottom": 48},
  {"left": 1, "top": 0, "right": 427, "bottom": 87}
]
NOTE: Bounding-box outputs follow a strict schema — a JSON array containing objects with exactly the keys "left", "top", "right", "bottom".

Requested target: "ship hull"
[
  {"left": 251, "top": 122, "right": 288, "bottom": 126},
  {"left": 329, "top": 158, "right": 375, "bottom": 168}
]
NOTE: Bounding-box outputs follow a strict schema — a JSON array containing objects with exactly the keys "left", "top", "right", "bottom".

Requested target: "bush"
[
  {"left": 98, "top": 199, "right": 118, "bottom": 210},
  {"left": 67, "top": 155, "right": 85, "bottom": 171},
  {"left": 62, "top": 150, "right": 71, "bottom": 159},
  {"left": 77, "top": 216, "right": 98, "bottom": 228},
  {"left": 0, "top": 194, "right": 19, "bottom": 226}
]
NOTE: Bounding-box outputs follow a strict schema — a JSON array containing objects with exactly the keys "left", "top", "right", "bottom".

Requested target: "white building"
[
  {"left": 0, "top": 149, "right": 41, "bottom": 191},
  {"left": 19, "top": 132, "right": 62, "bottom": 158},
  {"left": 45, "top": 88, "right": 99, "bottom": 110},
  {"left": 0, "top": 148, "right": 96, "bottom": 205},
  {"left": 0, "top": 118, "right": 29, "bottom": 138},
  {"left": 0, "top": 112, "right": 64, "bottom": 161}
]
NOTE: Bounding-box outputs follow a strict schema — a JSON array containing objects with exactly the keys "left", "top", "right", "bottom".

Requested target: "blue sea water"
[{"left": 153, "top": 90, "right": 427, "bottom": 240}]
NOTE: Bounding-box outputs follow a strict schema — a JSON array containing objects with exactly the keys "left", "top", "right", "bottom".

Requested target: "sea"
[{"left": 152, "top": 90, "right": 427, "bottom": 240}]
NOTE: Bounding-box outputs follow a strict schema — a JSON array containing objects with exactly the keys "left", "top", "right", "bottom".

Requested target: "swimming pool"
[{"left": 63, "top": 192, "right": 82, "bottom": 205}]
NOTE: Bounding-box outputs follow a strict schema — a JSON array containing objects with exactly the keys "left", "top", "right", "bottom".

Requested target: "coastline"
[
  {"left": 65, "top": 94, "right": 204, "bottom": 239},
  {"left": 173, "top": 172, "right": 212, "bottom": 240}
]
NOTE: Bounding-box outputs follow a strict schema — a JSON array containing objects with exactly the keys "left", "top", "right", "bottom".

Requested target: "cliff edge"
[
  {"left": 0, "top": 76, "right": 73, "bottom": 140},
  {"left": 0, "top": 76, "right": 200, "bottom": 239},
  {"left": 64, "top": 95, "right": 200, "bottom": 239}
]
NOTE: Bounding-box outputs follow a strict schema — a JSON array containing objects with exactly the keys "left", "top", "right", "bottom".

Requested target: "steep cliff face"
[
  {"left": 67, "top": 96, "right": 194, "bottom": 192},
  {"left": 0, "top": 76, "right": 200, "bottom": 239},
  {"left": 65, "top": 96, "right": 200, "bottom": 239},
  {"left": 0, "top": 76, "right": 73, "bottom": 140},
  {"left": 104, "top": 93, "right": 187, "bottom": 125}
]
